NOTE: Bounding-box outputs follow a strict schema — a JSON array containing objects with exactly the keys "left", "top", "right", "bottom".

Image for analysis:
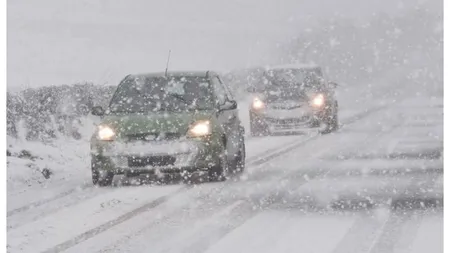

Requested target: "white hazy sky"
[{"left": 7, "top": 0, "right": 439, "bottom": 90}]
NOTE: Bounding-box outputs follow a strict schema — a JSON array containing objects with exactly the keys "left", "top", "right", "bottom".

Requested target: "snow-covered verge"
[{"left": 6, "top": 117, "right": 98, "bottom": 209}]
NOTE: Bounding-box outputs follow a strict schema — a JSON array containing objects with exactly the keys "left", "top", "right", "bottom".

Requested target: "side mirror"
[
  {"left": 329, "top": 82, "right": 338, "bottom": 88},
  {"left": 246, "top": 86, "right": 256, "bottom": 93},
  {"left": 219, "top": 100, "right": 237, "bottom": 111},
  {"left": 91, "top": 106, "right": 105, "bottom": 116}
]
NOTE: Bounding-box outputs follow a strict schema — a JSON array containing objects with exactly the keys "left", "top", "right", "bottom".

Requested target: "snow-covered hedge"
[{"left": 7, "top": 83, "right": 117, "bottom": 141}]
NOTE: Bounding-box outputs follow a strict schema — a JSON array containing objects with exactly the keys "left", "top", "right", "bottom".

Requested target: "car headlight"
[
  {"left": 311, "top": 94, "right": 325, "bottom": 107},
  {"left": 187, "top": 120, "right": 211, "bottom": 137},
  {"left": 252, "top": 97, "right": 265, "bottom": 109},
  {"left": 97, "top": 125, "right": 115, "bottom": 140}
]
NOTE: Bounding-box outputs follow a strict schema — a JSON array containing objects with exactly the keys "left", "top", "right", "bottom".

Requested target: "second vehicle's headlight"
[
  {"left": 97, "top": 125, "right": 115, "bottom": 140},
  {"left": 252, "top": 97, "right": 265, "bottom": 109},
  {"left": 311, "top": 94, "right": 325, "bottom": 107},
  {"left": 187, "top": 120, "right": 211, "bottom": 137}
]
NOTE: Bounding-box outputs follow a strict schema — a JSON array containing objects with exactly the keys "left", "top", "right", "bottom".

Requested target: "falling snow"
[{"left": 7, "top": 0, "right": 443, "bottom": 252}]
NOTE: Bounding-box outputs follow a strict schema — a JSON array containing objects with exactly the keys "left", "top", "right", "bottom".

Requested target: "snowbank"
[{"left": 7, "top": 117, "right": 97, "bottom": 197}]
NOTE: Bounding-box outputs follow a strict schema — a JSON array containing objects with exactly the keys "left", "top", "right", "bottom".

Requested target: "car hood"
[{"left": 98, "top": 110, "right": 214, "bottom": 139}]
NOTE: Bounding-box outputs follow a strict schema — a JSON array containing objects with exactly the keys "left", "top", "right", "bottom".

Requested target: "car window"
[
  {"left": 108, "top": 75, "right": 215, "bottom": 113},
  {"left": 314, "top": 67, "right": 323, "bottom": 77},
  {"left": 211, "top": 76, "right": 227, "bottom": 105}
]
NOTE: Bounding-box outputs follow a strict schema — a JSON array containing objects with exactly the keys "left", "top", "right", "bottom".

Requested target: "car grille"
[
  {"left": 126, "top": 132, "right": 181, "bottom": 142},
  {"left": 127, "top": 155, "right": 176, "bottom": 167},
  {"left": 268, "top": 104, "right": 303, "bottom": 110},
  {"left": 266, "top": 117, "right": 309, "bottom": 125}
]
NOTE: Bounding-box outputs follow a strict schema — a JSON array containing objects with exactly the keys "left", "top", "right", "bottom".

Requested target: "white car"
[{"left": 248, "top": 64, "right": 339, "bottom": 136}]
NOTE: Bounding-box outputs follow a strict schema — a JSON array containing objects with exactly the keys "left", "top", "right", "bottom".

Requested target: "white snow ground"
[{"left": 6, "top": 65, "right": 442, "bottom": 252}]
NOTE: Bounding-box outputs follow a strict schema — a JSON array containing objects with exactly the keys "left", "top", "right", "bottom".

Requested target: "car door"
[
  {"left": 317, "top": 67, "right": 335, "bottom": 98},
  {"left": 316, "top": 68, "right": 338, "bottom": 113},
  {"left": 210, "top": 75, "right": 238, "bottom": 159},
  {"left": 218, "top": 75, "right": 243, "bottom": 155}
]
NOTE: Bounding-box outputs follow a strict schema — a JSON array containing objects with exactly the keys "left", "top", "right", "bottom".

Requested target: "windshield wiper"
[{"left": 166, "top": 93, "right": 190, "bottom": 105}]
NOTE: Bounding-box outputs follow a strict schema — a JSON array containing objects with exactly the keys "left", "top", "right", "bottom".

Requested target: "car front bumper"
[
  {"left": 91, "top": 139, "right": 222, "bottom": 175},
  {"left": 250, "top": 107, "right": 328, "bottom": 132}
]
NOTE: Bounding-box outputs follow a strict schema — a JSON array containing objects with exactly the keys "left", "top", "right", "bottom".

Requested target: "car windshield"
[
  {"left": 108, "top": 75, "right": 215, "bottom": 113},
  {"left": 256, "top": 69, "right": 322, "bottom": 99},
  {"left": 263, "top": 69, "right": 321, "bottom": 89}
]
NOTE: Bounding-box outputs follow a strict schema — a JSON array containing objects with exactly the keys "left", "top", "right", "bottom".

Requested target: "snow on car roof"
[
  {"left": 131, "top": 71, "right": 219, "bottom": 78},
  {"left": 264, "top": 63, "right": 320, "bottom": 70}
]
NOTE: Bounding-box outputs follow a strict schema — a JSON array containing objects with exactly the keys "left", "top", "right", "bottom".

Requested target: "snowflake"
[{"left": 329, "top": 38, "right": 340, "bottom": 48}]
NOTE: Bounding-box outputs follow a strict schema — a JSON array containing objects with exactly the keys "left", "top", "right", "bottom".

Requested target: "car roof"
[
  {"left": 129, "top": 71, "right": 219, "bottom": 78},
  {"left": 264, "top": 63, "right": 320, "bottom": 71}
]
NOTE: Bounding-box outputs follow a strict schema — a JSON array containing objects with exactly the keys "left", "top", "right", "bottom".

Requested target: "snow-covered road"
[{"left": 7, "top": 70, "right": 442, "bottom": 253}]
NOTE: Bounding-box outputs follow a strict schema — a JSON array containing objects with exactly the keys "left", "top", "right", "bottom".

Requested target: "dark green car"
[{"left": 90, "top": 71, "right": 246, "bottom": 186}]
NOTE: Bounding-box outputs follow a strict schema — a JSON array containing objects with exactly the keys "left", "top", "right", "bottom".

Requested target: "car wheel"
[
  {"left": 321, "top": 104, "right": 339, "bottom": 134},
  {"left": 250, "top": 119, "right": 269, "bottom": 137},
  {"left": 250, "top": 128, "right": 267, "bottom": 137},
  {"left": 309, "top": 118, "right": 321, "bottom": 128},
  {"left": 208, "top": 151, "right": 228, "bottom": 182},
  {"left": 92, "top": 161, "right": 114, "bottom": 187},
  {"left": 329, "top": 101, "right": 339, "bottom": 131},
  {"left": 329, "top": 111, "right": 339, "bottom": 131},
  {"left": 233, "top": 142, "right": 246, "bottom": 174},
  {"left": 92, "top": 169, "right": 114, "bottom": 186}
]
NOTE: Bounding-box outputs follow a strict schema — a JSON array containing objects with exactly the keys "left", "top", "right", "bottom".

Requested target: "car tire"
[
  {"left": 249, "top": 112, "right": 268, "bottom": 137},
  {"left": 208, "top": 151, "right": 228, "bottom": 182},
  {"left": 329, "top": 101, "right": 339, "bottom": 131},
  {"left": 321, "top": 103, "right": 339, "bottom": 134},
  {"left": 251, "top": 125, "right": 269, "bottom": 137},
  {"left": 309, "top": 118, "right": 321, "bottom": 128},
  {"left": 329, "top": 111, "right": 339, "bottom": 131},
  {"left": 250, "top": 120, "right": 269, "bottom": 137},
  {"left": 250, "top": 127, "right": 267, "bottom": 137},
  {"left": 92, "top": 161, "right": 114, "bottom": 187},
  {"left": 233, "top": 142, "right": 246, "bottom": 174}
]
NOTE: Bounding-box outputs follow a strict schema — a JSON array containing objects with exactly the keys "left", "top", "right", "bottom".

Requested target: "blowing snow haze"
[
  {"left": 7, "top": 0, "right": 440, "bottom": 89},
  {"left": 6, "top": 0, "right": 444, "bottom": 252}
]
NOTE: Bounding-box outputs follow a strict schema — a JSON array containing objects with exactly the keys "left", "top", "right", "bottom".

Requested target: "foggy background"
[{"left": 8, "top": 0, "right": 441, "bottom": 90}]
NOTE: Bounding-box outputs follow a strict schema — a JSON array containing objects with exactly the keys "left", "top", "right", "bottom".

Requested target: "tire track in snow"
[
  {"left": 328, "top": 179, "right": 431, "bottom": 253},
  {"left": 330, "top": 211, "right": 393, "bottom": 253},
  {"left": 39, "top": 185, "right": 190, "bottom": 253},
  {"left": 330, "top": 162, "right": 441, "bottom": 252},
  {"left": 194, "top": 102, "right": 436, "bottom": 252},
  {"left": 366, "top": 211, "right": 424, "bottom": 253},
  {"left": 188, "top": 170, "right": 332, "bottom": 253},
  {"left": 92, "top": 198, "right": 253, "bottom": 253},
  {"left": 91, "top": 168, "right": 332, "bottom": 253},
  {"left": 7, "top": 183, "right": 92, "bottom": 217}
]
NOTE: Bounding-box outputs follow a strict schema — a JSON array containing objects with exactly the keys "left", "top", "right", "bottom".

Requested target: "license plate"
[{"left": 265, "top": 108, "right": 309, "bottom": 119}]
